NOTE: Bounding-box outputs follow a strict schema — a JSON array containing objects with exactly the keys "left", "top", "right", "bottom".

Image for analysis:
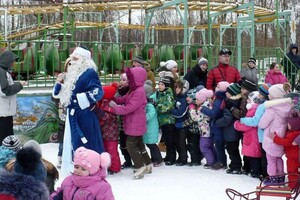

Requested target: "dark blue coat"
[
  {"left": 215, "top": 108, "right": 242, "bottom": 142},
  {"left": 171, "top": 93, "right": 188, "bottom": 123},
  {"left": 67, "top": 68, "right": 105, "bottom": 153},
  {"left": 200, "top": 90, "right": 226, "bottom": 141}
]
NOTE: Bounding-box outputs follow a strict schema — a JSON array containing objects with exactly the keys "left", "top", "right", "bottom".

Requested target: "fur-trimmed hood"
[{"left": 0, "top": 169, "right": 49, "bottom": 200}]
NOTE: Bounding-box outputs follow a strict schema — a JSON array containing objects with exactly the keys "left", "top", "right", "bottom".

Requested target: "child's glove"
[
  {"left": 188, "top": 104, "right": 195, "bottom": 110},
  {"left": 109, "top": 100, "right": 117, "bottom": 107}
]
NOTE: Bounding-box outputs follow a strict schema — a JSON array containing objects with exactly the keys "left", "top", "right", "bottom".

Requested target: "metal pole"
[
  {"left": 0, "top": 8, "right": 8, "bottom": 41},
  {"left": 276, "top": 0, "right": 279, "bottom": 47},
  {"left": 207, "top": 0, "right": 212, "bottom": 69}
]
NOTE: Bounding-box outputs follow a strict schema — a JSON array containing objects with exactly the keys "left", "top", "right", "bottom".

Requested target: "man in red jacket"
[{"left": 206, "top": 48, "right": 241, "bottom": 90}]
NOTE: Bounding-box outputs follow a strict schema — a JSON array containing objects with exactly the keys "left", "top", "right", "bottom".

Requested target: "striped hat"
[
  {"left": 227, "top": 83, "right": 241, "bottom": 96},
  {"left": 2, "top": 135, "right": 21, "bottom": 152},
  {"left": 133, "top": 55, "right": 144, "bottom": 66},
  {"left": 241, "top": 79, "right": 257, "bottom": 92},
  {"left": 159, "top": 77, "right": 172, "bottom": 88},
  {"left": 259, "top": 83, "right": 271, "bottom": 99}
]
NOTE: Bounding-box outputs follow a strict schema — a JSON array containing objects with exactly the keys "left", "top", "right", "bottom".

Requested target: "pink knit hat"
[
  {"left": 216, "top": 81, "right": 230, "bottom": 92},
  {"left": 195, "top": 88, "right": 214, "bottom": 104},
  {"left": 74, "top": 147, "right": 111, "bottom": 175},
  {"left": 268, "top": 83, "right": 291, "bottom": 99}
]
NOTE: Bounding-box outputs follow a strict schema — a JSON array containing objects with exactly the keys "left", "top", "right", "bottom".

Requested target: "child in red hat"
[{"left": 97, "top": 82, "right": 121, "bottom": 174}]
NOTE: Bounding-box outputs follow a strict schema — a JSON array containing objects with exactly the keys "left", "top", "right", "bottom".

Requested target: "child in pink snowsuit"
[{"left": 51, "top": 147, "right": 115, "bottom": 200}]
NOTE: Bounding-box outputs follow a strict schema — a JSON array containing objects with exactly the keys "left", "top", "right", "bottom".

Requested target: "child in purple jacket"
[{"left": 51, "top": 147, "right": 114, "bottom": 200}]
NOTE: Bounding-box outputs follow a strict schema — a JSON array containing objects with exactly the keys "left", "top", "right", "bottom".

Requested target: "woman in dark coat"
[{"left": 184, "top": 57, "right": 208, "bottom": 89}]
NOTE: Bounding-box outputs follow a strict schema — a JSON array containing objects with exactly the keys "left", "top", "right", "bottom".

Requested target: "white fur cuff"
[
  {"left": 76, "top": 92, "right": 90, "bottom": 110},
  {"left": 264, "top": 98, "right": 292, "bottom": 108}
]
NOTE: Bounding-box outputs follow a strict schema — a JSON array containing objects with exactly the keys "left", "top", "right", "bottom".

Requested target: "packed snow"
[{"left": 41, "top": 143, "right": 285, "bottom": 200}]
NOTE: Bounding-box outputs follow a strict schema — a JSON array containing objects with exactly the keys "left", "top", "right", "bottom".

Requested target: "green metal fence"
[{"left": 2, "top": 40, "right": 298, "bottom": 88}]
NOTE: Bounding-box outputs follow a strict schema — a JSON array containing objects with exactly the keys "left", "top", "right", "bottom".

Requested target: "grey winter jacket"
[
  {"left": 0, "top": 51, "right": 23, "bottom": 117},
  {"left": 240, "top": 67, "right": 258, "bottom": 84}
]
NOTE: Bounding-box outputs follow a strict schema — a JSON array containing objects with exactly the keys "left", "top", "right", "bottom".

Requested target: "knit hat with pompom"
[
  {"left": 195, "top": 88, "right": 214, "bottom": 104},
  {"left": 103, "top": 82, "right": 119, "bottom": 100},
  {"left": 74, "top": 147, "right": 111, "bottom": 175},
  {"left": 160, "top": 60, "right": 178, "bottom": 70},
  {"left": 246, "top": 91, "right": 259, "bottom": 110},
  {"left": 144, "top": 80, "right": 154, "bottom": 98},
  {"left": 268, "top": 83, "right": 291, "bottom": 99},
  {"left": 216, "top": 81, "right": 230, "bottom": 92},
  {"left": 2, "top": 135, "right": 21, "bottom": 152}
]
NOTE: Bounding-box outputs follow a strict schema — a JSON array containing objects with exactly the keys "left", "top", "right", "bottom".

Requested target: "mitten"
[
  {"left": 102, "top": 104, "right": 114, "bottom": 113},
  {"left": 294, "top": 135, "right": 300, "bottom": 145},
  {"left": 188, "top": 104, "right": 195, "bottom": 110},
  {"left": 109, "top": 100, "right": 117, "bottom": 107},
  {"left": 54, "top": 83, "right": 62, "bottom": 96}
]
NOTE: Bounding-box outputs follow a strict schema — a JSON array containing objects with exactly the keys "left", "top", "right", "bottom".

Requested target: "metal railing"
[{"left": 1, "top": 40, "right": 298, "bottom": 88}]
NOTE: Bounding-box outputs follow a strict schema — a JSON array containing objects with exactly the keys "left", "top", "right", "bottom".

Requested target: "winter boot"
[
  {"left": 278, "top": 175, "right": 285, "bottom": 184},
  {"left": 263, "top": 176, "right": 280, "bottom": 186},
  {"left": 145, "top": 164, "right": 152, "bottom": 174},
  {"left": 120, "top": 147, "right": 132, "bottom": 169},
  {"left": 132, "top": 166, "right": 147, "bottom": 180},
  {"left": 57, "top": 156, "right": 62, "bottom": 169},
  {"left": 158, "top": 142, "right": 166, "bottom": 152}
]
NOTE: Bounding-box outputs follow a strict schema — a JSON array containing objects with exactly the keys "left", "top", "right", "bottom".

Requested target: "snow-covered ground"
[{"left": 42, "top": 143, "right": 284, "bottom": 200}]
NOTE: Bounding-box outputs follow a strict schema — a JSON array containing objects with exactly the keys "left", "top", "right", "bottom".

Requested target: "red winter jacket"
[
  {"left": 273, "top": 130, "right": 299, "bottom": 160},
  {"left": 206, "top": 63, "right": 241, "bottom": 90}
]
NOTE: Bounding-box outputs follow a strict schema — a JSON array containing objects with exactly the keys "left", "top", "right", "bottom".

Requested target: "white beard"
[{"left": 59, "top": 54, "right": 98, "bottom": 107}]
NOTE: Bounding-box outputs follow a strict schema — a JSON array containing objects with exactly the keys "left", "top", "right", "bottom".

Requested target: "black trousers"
[
  {"left": 226, "top": 141, "right": 242, "bottom": 170},
  {"left": 187, "top": 131, "right": 203, "bottom": 163},
  {"left": 0, "top": 116, "right": 14, "bottom": 143},
  {"left": 119, "top": 130, "right": 132, "bottom": 165},
  {"left": 260, "top": 143, "right": 269, "bottom": 178},
  {"left": 161, "top": 124, "right": 176, "bottom": 163},
  {"left": 146, "top": 144, "right": 163, "bottom": 163},
  {"left": 174, "top": 127, "right": 188, "bottom": 162}
]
